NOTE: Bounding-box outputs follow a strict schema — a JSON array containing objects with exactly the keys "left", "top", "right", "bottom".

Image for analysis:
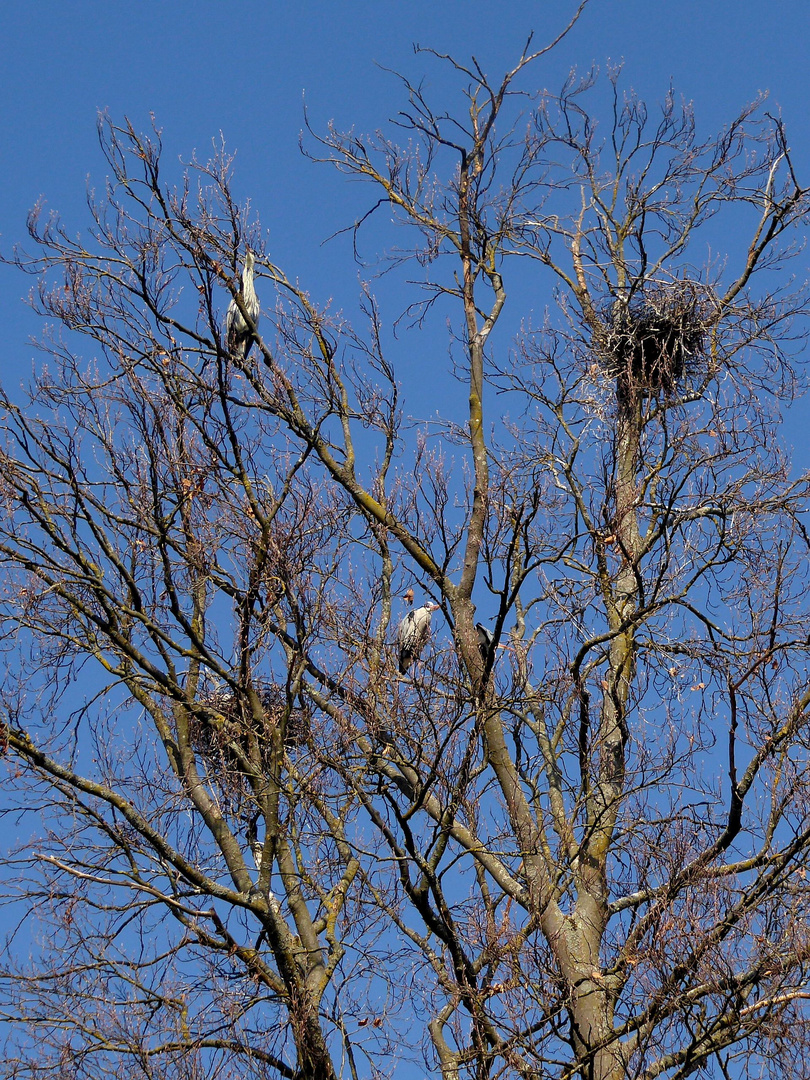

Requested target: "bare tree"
[{"left": 2, "top": 29, "right": 810, "bottom": 1080}]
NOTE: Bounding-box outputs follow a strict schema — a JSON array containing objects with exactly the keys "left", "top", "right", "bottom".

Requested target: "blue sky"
[
  {"left": 1, "top": 6, "right": 808, "bottom": 1076},
  {"left": 1, "top": 1, "right": 809, "bottom": 398}
]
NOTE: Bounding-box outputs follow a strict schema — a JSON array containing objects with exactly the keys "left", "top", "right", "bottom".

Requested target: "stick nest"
[
  {"left": 593, "top": 282, "right": 713, "bottom": 398},
  {"left": 186, "top": 683, "right": 311, "bottom": 806}
]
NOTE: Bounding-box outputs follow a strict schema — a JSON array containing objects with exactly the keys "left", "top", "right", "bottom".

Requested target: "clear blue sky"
[
  {"left": 0, "top": 7, "right": 808, "bottom": 1075},
  {"left": 1, "top": 1, "right": 808, "bottom": 387}
]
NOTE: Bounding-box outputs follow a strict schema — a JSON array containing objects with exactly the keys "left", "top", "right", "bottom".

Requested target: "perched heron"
[
  {"left": 476, "top": 622, "right": 494, "bottom": 663},
  {"left": 246, "top": 812, "right": 264, "bottom": 873},
  {"left": 397, "top": 602, "right": 440, "bottom": 675},
  {"left": 225, "top": 250, "right": 260, "bottom": 358}
]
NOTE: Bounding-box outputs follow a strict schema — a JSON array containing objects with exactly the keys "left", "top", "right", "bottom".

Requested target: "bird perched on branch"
[
  {"left": 245, "top": 812, "right": 264, "bottom": 873},
  {"left": 476, "top": 622, "right": 494, "bottom": 663},
  {"left": 225, "top": 249, "right": 260, "bottom": 359},
  {"left": 397, "top": 602, "right": 439, "bottom": 675}
]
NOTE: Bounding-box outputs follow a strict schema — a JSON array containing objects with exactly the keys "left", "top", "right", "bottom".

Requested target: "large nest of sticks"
[
  {"left": 185, "top": 682, "right": 311, "bottom": 804},
  {"left": 197, "top": 682, "right": 311, "bottom": 747},
  {"left": 593, "top": 282, "right": 712, "bottom": 399}
]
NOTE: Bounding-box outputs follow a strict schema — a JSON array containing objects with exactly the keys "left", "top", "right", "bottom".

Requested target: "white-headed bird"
[
  {"left": 397, "top": 602, "right": 440, "bottom": 675},
  {"left": 225, "top": 249, "right": 260, "bottom": 359},
  {"left": 476, "top": 622, "right": 494, "bottom": 663}
]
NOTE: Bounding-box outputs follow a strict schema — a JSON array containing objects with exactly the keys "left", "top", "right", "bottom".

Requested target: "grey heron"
[
  {"left": 225, "top": 249, "right": 260, "bottom": 359},
  {"left": 476, "top": 622, "right": 494, "bottom": 663},
  {"left": 397, "top": 602, "right": 440, "bottom": 675}
]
